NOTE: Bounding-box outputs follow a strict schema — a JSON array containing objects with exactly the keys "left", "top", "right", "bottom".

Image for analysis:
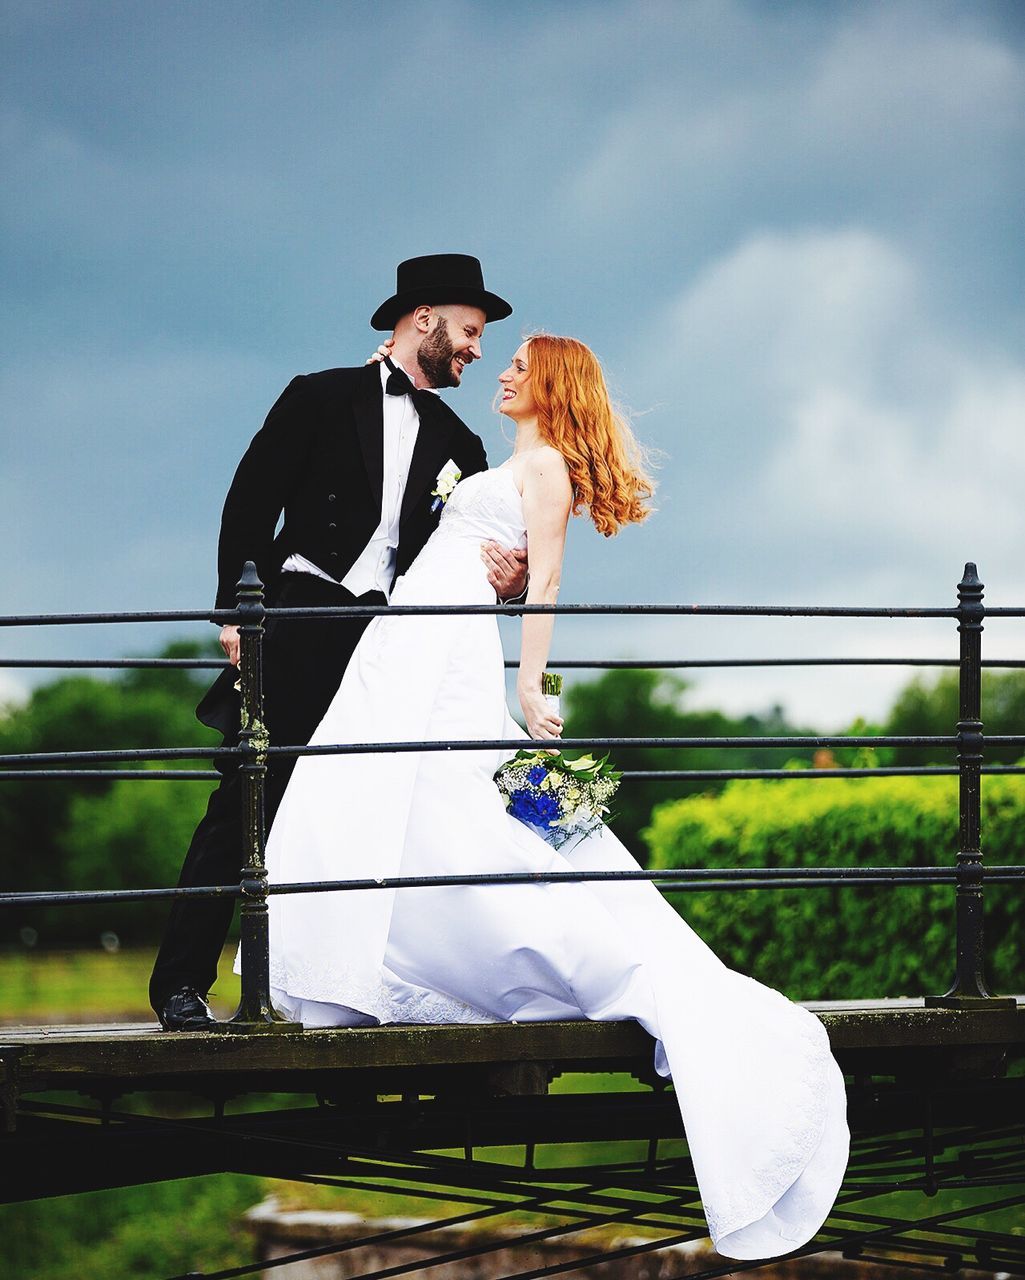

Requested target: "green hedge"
[{"left": 643, "top": 772, "right": 1024, "bottom": 1001}]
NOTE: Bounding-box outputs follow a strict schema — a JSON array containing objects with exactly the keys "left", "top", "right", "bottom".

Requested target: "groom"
[{"left": 150, "top": 254, "right": 525, "bottom": 1030}]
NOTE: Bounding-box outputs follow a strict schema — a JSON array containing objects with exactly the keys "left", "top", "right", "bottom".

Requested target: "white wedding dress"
[{"left": 253, "top": 467, "right": 849, "bottom": 1259}]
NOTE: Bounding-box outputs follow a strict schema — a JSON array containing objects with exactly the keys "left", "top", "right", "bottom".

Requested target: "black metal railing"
[{"left": 1, "top": 560, "right": 1022, "bottom": 1031}]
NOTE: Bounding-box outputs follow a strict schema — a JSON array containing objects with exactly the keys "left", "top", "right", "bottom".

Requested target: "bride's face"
[{"left": 497, "top": 342, "right": 535, "bottom": 419}]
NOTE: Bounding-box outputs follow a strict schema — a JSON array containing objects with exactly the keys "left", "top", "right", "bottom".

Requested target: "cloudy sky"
[{"left": 3, "top": 0, "right": 1024, "bottom": 725}]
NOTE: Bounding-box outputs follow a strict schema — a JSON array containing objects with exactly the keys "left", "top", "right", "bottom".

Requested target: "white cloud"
[
  {"left": 606, "top": 222, "right": 1025, "bottom": 724},
  {"left": 663, "top": 227, "right": 916, "bottom": 403},
  {"left": 636, "top": 224, "right": 1025, "bottom": 578},
  {"left": 809, "top": 5, "right": 1023, "bottom": 140},
  {"left": 761, "top": 371, "right": 1025, "bottom": 558}
]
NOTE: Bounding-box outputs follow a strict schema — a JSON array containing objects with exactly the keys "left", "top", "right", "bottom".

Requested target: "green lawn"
[{"left": 0, "top": 946, "right": 241, "bottom": 1024}]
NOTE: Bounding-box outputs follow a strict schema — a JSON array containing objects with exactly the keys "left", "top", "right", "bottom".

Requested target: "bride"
[{"left": 254, "top": 334, "right": 849, "bottom": 1259}]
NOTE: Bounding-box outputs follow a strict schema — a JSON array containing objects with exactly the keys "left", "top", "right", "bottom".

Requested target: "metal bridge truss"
[{"left": 5, "top": 1066, "right": 1025, "bottom": 1279}]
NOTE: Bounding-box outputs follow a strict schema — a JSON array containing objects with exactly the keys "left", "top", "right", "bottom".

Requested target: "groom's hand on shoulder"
[
  {"left": 482, "top": 542, "right": 528, "bottom": 601},
  {"left": 219, "top": 625, "right": 241, "bottom": 667}
]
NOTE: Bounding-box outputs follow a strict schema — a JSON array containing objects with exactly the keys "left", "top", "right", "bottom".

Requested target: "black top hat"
[{"left": 371, "top": 254, "right": 513, "bottom": 331}]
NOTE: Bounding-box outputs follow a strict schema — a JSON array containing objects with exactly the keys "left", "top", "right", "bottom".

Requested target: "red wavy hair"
[{"left": 525, "top": 335, "right": 654, "bottom": 536}]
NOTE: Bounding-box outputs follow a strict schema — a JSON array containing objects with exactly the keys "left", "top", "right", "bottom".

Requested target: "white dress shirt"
[{"left": 281, "top": 359, "right": 431, "bottom": 599}]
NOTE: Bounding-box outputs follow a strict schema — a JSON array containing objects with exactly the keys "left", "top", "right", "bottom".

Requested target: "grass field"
[{"left": 0, "top": 945, "right": 241, "bottom": 1024}]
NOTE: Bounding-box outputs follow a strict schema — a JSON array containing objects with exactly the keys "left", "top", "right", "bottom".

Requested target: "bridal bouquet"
[{"left": 495, "top": 749, "right": 622, "bottom": 850}]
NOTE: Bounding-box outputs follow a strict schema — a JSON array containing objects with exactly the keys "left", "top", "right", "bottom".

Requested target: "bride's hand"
[
  {"left": 519, "top": 686, "right": 563, "bottom": 741},
  {"left": 365, "top": 337, "right": 395, "bottom": 364}
]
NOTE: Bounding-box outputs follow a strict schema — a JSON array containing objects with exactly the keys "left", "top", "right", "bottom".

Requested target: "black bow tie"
[{"left": 384, "top": 359, "right": 417, "bottom": 398}]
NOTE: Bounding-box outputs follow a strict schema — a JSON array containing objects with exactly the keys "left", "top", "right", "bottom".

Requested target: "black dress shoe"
[{"left": 157, "top": 986, "right": 218, "bottom": 1031}]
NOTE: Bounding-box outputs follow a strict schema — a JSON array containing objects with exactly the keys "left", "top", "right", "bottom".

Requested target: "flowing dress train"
[{"left": 247, "top": 467, "right": 850, "bottom": 1258}]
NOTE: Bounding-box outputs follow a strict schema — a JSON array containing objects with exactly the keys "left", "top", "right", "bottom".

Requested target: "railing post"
[
  {"left": 221, "top": 561, "right": 300, "bottom": 1033},
  {"left": 926, "top": 562, "right": 1013, "bottom": 1009}
]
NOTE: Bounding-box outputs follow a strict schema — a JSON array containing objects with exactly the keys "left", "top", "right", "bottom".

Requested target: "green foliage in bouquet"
[{"left": 644, "top": 771, "right": 1025, "bottom": 1001}]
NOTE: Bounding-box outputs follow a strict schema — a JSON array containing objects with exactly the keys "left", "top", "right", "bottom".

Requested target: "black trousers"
[{"left": 149, "top": 573, "right": 385, "bottom": 1012}]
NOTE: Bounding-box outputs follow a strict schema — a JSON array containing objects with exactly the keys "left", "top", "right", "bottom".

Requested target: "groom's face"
[{"left": 416, "top": 305, "right": 486, "bottom": 389}]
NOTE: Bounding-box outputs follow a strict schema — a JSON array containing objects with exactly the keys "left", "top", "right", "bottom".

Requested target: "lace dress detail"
[
  {"left": 268, "top": 953, "right": 500, "bottom": 1027},
  {"left": 247, "top": 467, "right": 849, "bottom": 1259}
]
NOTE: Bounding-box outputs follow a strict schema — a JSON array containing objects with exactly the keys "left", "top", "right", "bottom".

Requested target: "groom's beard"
[{"left": 417, "top": 318, "right": 461, "bottom": 389}]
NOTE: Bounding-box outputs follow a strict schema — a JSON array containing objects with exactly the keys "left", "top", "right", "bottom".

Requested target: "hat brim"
[{"left": 371, "top": 287, "right": 512, "bottom": 332}]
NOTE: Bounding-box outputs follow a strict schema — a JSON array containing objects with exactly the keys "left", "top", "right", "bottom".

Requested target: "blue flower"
[
  {"left": 509, "top": 789, "right": 561, "bottom": 830},
  {"left": 527, "top": 765, "right": 548, "bottom": 786}
]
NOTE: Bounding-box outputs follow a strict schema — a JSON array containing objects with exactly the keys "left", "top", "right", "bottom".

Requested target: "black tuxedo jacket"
[{"left": 215, "top": 364, "right": 489, "bottom": 609}]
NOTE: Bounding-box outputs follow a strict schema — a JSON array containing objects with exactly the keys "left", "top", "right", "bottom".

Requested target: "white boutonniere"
[{"left": 431, "top": 459, "right": 461, "bottom": 513}]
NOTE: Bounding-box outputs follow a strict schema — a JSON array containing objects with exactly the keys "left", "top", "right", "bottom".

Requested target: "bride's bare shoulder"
[
  {"left": 519, "top": 444, "right": 570, "bottom": 483},
  {"left": 517, "top": 446, "right": 572, "bottom": 514}
]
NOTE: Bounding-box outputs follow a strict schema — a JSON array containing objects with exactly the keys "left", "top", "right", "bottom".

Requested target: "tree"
[
  {"left": 884, "top": 669, "right": 1025, "bottom": 766},
  {"left": 0, "top": 640, "right": 222, "bottom": 945},
  {"left": 562, "top": 669, "right": 815, "bottom": 862}
]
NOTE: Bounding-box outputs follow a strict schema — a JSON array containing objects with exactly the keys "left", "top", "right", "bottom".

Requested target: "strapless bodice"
[{"left": 435, "top": 467, "right": 527, "bottom": 550}]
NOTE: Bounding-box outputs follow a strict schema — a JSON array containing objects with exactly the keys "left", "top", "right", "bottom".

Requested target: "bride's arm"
[{"left": 518, "top": 448, "right": 573, "bottom": 740}]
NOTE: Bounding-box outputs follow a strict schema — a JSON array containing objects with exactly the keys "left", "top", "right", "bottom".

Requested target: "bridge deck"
[
  {"left": 3, "top": 997, "right": 1024, "bottom": 1102},
  {"left": 4, "top": 998, "right": 1025, "bottom": 1210}
]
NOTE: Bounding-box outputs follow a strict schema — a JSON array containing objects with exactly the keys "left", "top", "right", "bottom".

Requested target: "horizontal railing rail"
[
  {"left": 4, "top": 765, "right": 1025, "bottom": 783},
  {"left": 0, "top": 735, "right": 979, "bottom": 768},
  {"left": 5, "top": 863, "right": 1025, "bottom": 912},
  {"left": 1, "top": 559, "right": 1022, "bottom": 1030},
  {"left": 0, "top": 603, "right": 976, "bottom": 625},
  {"left": 0, "top": 598, "right": 1019, "bottom": 630},
  {"left": 6, "top": 655, "right": 1025, "bottom": 670}
]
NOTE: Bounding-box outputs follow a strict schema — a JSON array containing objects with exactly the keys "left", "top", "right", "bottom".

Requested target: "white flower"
[{"left": 431, "top": 459, "right": 462, "bottom": 504}]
